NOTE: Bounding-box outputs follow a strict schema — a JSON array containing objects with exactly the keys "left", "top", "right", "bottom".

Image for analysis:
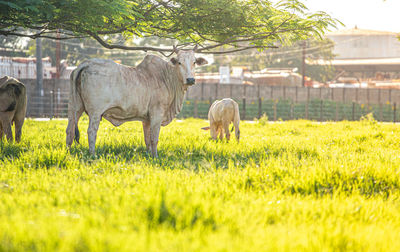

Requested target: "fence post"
[
  {"left": 290, "top": 101, "right": 294, "bottom": 120},
  {"left": 201, "top": 83, "right": 204, "bottom": 100},
  {"left": 352, "top": 102, "right": 355, "bottom": 121},
  {"left": 50, "top": 90, "right": 54, "bottom": 119},
  {"left": 394, "top": 103, "right": 396, "bottom": 123},
  {"left": 258, "top": 97, "right": 262, "bottom": 119},
  {"left": 283, "top": 86, "right": 286, "bottom": 100},
  {"left": 335, "top": 102, "right": 339, "bottom": 121},
  {"left": 305, "top": 87, "right": 310, "bottom": 119},
  {"left": 320, "top": 100, "right": 323, "bottom": 121},
  {"left": 242, "top": 98, "right": 246, "bottom": 120},
  {"left": 355, "top": 88, "right": 359, "bottom": 103},
  {"left": 194, "top": 100, "right": 198, "bottom": 118},
  {"left": 379, "top": 103, "right": 383, "bottom": 121},
  {"left": 342, "top": 88, "right": 346, "bottom": 103},
  {"left": 273, "top": 100, "right": 277, "bottom": 121},
  {"left": 271, "top": 86, "right": 274, "bottom": 100},
  {"left": 209, "top": 97, "right": 213, "bottom": 109}
]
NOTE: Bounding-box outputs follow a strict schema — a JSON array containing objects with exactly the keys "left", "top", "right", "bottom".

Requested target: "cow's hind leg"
[
  {"left": 87, "top": 114, "right": 101, "bottom": 155},
  {"left": 66, "top": 107, "right": 84, "bottom": 147},
  {"left": 223, "top": 122, "right": 230, "bottom": 142},
  {"left": 234, "top": 122, "right": 240, "bottom": 142},
  {"left": 74, "top": 109, "right": 84, "bottom": 144},
  {"left": 66, "top": 114, "right": 76, "bottom": 148},
  {"left": 14, "top": 118, "right": 24, "bottom": 143},
  {"left": 142, "top": 120, "right": 152, "bottom": 153}
]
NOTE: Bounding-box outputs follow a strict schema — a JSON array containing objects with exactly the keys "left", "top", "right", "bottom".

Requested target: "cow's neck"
[{"left": 162, "top": 65, "right": 187, "bottom": 126}]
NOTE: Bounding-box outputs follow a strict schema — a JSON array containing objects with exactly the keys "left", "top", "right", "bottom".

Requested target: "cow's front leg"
[
  {"left": 218, "top": 126, "right": 224, "bottom": 141},
  {"left": 87, "top": 114, "right": 101, "bottom": 155},
  {"left": 149, "top": 118, "right": 162, "bottom": 158},
  {"left": 223, "top": 122, "right": 230, "bottom": 142},
  {"left": 142, "top": 120, "right": 152, "bottom": 153},
  {"left": 210, "top": 123, "right": 218, "bottom": 140}
]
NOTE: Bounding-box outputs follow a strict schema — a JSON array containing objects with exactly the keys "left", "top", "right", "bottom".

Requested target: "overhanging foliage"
[{"left": 0, "top": 0, "right": 340, "bottom": 53}]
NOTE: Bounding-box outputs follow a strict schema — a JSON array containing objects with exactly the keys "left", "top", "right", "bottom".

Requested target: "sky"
[{"left": 302, "top": 0, "right": 400, "bottom": 33}]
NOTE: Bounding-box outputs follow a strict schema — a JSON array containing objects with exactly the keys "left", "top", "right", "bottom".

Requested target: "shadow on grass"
[
  {"left": 67, "top": 140, "right": 294, "bottom": 171},
  {"left": 69, "top": 143, "right": 150, "bottom": 161},
  {"left": 0, "top": 142, "right": 26, "bottom": 161}
]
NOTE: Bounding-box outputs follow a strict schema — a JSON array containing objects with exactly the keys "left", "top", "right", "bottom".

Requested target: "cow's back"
[
  {"left": 0, "top": 76, "right": 26, "bottom": 118},
  {"left": 209, "top": 98, "right": 237, "bottom": 123}
]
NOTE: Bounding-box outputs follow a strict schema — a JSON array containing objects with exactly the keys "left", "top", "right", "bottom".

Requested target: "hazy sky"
[{"left": 303, "top": 0, "right": 400, "bottom": 33}]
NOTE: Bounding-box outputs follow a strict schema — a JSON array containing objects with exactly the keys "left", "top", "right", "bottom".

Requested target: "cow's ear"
[
  {"left": 170, "top": 58, "right": 178, "bottom": 65},
  {"left": 196, "top": 57, "right": 208, "bottom": 66}
]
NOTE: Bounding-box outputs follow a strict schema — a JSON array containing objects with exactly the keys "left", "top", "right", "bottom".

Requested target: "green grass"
[{"left": 1, "top": 116, "right": 400, "bottom": 251}]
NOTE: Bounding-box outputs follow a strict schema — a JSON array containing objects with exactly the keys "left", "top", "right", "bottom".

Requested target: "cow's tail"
[
  {"left": 233, "top": 101, "right": 240, "bottom": 142},
  {"left": 66, "top": 63, "right": 88, "bottom": 147}
]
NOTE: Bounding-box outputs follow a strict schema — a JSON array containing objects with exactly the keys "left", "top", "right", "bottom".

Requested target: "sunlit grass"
[{"left": 1, "top": 117, "right": 400, "bottom": 251}]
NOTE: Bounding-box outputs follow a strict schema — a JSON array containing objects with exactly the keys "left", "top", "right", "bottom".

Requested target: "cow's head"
[{"left": 170, "top": 45, "right": 208, "bottom": 85}]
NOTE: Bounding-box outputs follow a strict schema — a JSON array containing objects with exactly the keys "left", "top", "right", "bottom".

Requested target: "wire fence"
[
  {"left": 26, "top": 89, "right": 399, "bottom": 122},
  {"left": 179, "top": 98, "right": 398, "bottom": 122},
  {"left": 27, "top": 90, "right": 69, "bottom": 118}
]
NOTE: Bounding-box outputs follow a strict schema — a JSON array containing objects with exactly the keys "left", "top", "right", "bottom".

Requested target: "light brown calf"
[{"left": 202, "top": 98, "right": 240, "bottom": 142}]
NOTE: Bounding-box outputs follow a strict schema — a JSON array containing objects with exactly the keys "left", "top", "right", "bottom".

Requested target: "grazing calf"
[
  {"left": 202, "top": 98, "right": 240, "bottom": 142},
  {"left": 0, "top": 76, "right": 27, "bottom": 143}
]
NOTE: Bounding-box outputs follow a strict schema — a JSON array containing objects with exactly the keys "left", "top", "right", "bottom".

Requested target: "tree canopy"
[{"left": 0, "top": 0, "right": 339, "bottom": 53}]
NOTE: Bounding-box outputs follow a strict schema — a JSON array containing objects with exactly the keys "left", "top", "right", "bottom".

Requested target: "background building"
[
  {"left": 0, "top": 56, "right": 53, "bottom": 79},
  {"left": 321, "top": 27, "right": 400, "bottom": 82}
]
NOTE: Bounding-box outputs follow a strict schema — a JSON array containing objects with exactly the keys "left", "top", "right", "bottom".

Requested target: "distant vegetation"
[{"left": 1, "top": 118, "right": 400, "bottom": 251}]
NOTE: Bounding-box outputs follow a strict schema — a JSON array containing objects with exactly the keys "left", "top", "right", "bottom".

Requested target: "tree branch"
[
  {"left": 200, "top": 45, "right": 278, "bottom": 54},
  {"left": 88, "top": 31, "right": 174, "bottom": 52}
]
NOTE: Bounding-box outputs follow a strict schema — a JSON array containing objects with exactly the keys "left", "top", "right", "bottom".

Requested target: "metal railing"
[
  {"left": 27, "top": 90, "right": 69, "bottom": 118},
  {"left": 25, "top": 87, "right": 399, "bottom": 122},
  {"left": 178, "top": 98, "right": 399, "bottom": 122}
]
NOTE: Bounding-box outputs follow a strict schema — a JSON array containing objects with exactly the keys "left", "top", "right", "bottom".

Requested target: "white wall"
[
  {"left": 327, "top": 33, "right": 400, "bottom": 59},
  {"left": 0, "top": 57, "right": 52, "bottom": 79}
]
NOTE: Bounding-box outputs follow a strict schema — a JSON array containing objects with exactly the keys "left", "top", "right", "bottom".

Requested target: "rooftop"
[
  {"left": 327, "top": 27, "right": 399, "bottom": 36},
  {"left": 308, "top": 58, "right": 400, "bottom": 66}
]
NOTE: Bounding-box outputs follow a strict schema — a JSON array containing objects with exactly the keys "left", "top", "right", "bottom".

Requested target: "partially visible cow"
[
  {"left": 66, "top": 47, "right": 208, "bottom": 157},
  {"left": 202, "top": 98, "right": 240, "bottom": 142},
  {"left": 0, "top": 76, "right": 27, "bottom": 143}
]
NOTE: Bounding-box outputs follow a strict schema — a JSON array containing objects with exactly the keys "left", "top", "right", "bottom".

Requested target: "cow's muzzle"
[{"left": 186, "top": 78, "right": 195, "bottom": 85}]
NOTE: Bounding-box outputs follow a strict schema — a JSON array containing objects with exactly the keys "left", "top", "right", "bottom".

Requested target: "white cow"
[
  {"left": 202, "top": 98, "right": 240, "bottom": 142},
  {"left": 66, "top": 48, "right": 207, "bottom": 157}
]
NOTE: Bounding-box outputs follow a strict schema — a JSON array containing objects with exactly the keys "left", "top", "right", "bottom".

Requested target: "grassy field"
[{"left": 1, "top": 116, "right": 400, "bottom": 251}]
